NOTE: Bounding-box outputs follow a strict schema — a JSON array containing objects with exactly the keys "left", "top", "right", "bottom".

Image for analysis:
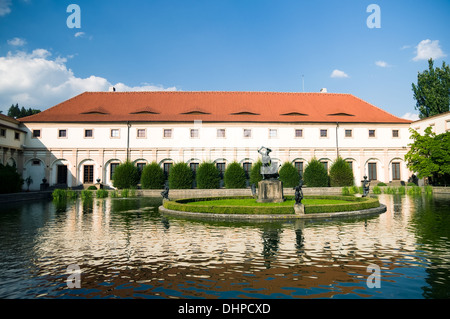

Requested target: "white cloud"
[
  {"left": 330, "top": 69, "right": 349, "bottom": 78},
  {"left": 7, "top": 37, "right": 26, "bottom": 46},
  {"left": 401, "top": 112, "right": 420, "bottom": 121},
  {"left": 0, "top": 49, "right": 177, "bottom": 112},
  {"left": 375, "top": 60, "right": 390, "bottom": 68},
  {"left": 74, "top": 32, "right": 85, "bottom": 38},
  {"left": 0, "top": 0, "right": 12, "bottom": 17},
  {"left": 413, "top": 39, "right": 446, "bottom": 61}
]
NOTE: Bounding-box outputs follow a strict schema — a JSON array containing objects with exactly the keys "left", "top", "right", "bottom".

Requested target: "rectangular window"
[
  {"left": 269, "top": 129, "right": 277, "bottom": 138},
  {"left": 58, "top": 129, "right": 67, "bottom": 138},
  {"left": 368, "top": 162, "right": 377, "bottom": 181},
  {"left": 346, "top": 161, "right": 353, "bottom": 171},
  {"left": 320, "top": 129, "right": 328, "bottom": 138},
  {"left": 190, "top": 163, "right": 199, "bottom": 178},
  {"left": 345, "top": 129, "right": 352, "bottom": 137},
  {"left": 163, "top": 163, "right": 173, "bottom": 179},
  {"left": 32, "top": 129, "right": 41, "bottom": 138},
  {"left": 14, "top": 132, "right": 20, "bottom": 140},
  {"left": 321, "top": 161, "right": 328, "bottom": 172},
  {"left": 216, "top": 162, "right": 226, "bottom": 179},
  {"left": 110, "top": 163, "right": 119, "bottom": 180},
  {"left": 190, "top": 129, "right": 199, "bottom": 138},
  {"left": 137, "top": 162, "right": 146, "bottom": 179},
  {"left": 243, "top": 129, "right": 252, "bottom": 138},
  {"left": 243, "top": 162, "right": 252, "bottom": 179},
  {"left": 392, "top": 162, "right": 401, "bottom": 180},
  {"left": 217, "top": 129, "right": 226, "bottom": 138},
  {"left": 369, "top": 129, "right": 376, "bottom": 138},
  {"left": 84, "top": 129, "right": 93, "bottom": 138},
  {"left": 110, "top": 129, "right": 120, "bottom": 138},
  {"left": 0, "top": 128, "right": 5, "bottom": 137},
  {"left": 294, "top": 161, "right": 303, "bottom": 177},
  {"left": 83, "top": 165, "right": 94, "bottom": 183},
  {"left": 392, "top": 129, "right": 399, "bottom": 138},
  {"left": 163, "top": 129, "right": 172, "bottom": 138},
  {"left": 137, "top": 129, "right": 146, "bottom": 138},
  {"left": 295, "top": 129, "right": 303, "bottom": 138}
]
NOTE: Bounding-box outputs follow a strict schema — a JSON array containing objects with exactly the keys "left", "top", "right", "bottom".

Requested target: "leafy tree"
[
  {"left": 329, "top": 157, "right": 354, "bottom": 187},
  {"left": 196, "top": 162, "right": 221, "bottom": 189},
  {"left": 224, "top": 162, "right": 247, "bottom": 188},
  {"left": 0, "top": 164, "right": 23, "bottom": 193},
  {"left": 112, "top": 161, "right": 140, "bottom": 189},
  {"left": 303, "top": 158, "right": 329, "bottom": 187},
  {"left": 168, "top": 162, "right": 193, "bottom": 189},
  {"left": 141, "top": 162, "right": 165, "bottom": 189},
  {"left": 7, "top": 103, "right": 41, "bottom": 119},
  {"left": 405, "top": 127, "right": 450, "bottom": 185},
  {"left": 278, "top": 162, "right": 300, "bottom": 187},
  {"left": 412, "top": 59, "right": 450, "bottom": 119},
  {"left": 249, "top": 160, "right": 263, "bottom": 187}
]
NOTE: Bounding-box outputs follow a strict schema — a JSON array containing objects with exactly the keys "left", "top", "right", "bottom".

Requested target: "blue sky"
[{"left": 0, "top": 0, "right": 449, "bottom": 119}]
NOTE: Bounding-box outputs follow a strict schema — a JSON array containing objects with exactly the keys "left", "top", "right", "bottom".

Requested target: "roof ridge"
[{"left": 349, "top": 94, "right": 411, "bottom": 123}]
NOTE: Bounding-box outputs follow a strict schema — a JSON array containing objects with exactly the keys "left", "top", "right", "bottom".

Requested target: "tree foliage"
[
  {"left": 140, "top": 162, "right": 165, "bottom": 189},
  {"left": 303, "top": 158, "right": 329, "bottom": 187},
  {"left": 168, "top": 162, "right": 193, "bottom": 189},
  {"left": 405, "top": 127, "right": 450, "bottom": 185},
  {"left": 196, "top": 162, "right": 221, "bottom": 189},
  {"left": 329, "top": 157, "right": 354, "bottom": 187},
  {"left": 0, "top": 164, "right": 23, "bottom": 193},
  {"left": 112, "top": 161, "right": 140, "bottom": 189},
  {"left": 7, "top": 103, "right": 41, "bottom": 119},
  {"left": 278, "top": 162, "right": 300, "bottom": 187},
  {"left": 249, "top": 160, "right": 263, "bottom": 187},
  {"left": 224, "top": 162, "right": 247, "bottom": 189},
  {"left": 412, "top": 59, "right": 450, "bottom": 119}
]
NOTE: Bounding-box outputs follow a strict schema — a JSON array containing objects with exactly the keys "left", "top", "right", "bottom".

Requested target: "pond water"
[{"left": 0, "top": 194, "right": 449, "bottom": 299}]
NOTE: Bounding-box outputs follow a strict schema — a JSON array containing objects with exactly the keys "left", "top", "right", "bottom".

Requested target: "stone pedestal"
[
  {"left": 294, "top": 204, "right": 305, "bottom": 215},
  {"left": 257, "top": 180, "right": 285, "bottom": 203}
]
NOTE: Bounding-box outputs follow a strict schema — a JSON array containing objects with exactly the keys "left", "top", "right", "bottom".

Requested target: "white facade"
[
  {"left": 410, "top": 111, "right": 450, "bottom": 135},
  {"left": 20, "top": 120, "right": 412, "bottom": 190},
  {"left": 0, "top": 115, "right": 25, "bottom": 169}
]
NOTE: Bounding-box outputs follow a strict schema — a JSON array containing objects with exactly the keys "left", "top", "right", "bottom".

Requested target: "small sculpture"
[
  {"left": 251, "top": 183, "right": 257, "bottom": 198},
  {"left": 293, "top": 180, "right": 304, "bottom": 205},
  {"left": 161, "top": 185, "right": 169, "bottom": 200},
  {"left": 257, "top": 146, "right": 279, "bottom": 180},
  {"left": 362, "top": 176, "right": 370, "bottom": 197}
]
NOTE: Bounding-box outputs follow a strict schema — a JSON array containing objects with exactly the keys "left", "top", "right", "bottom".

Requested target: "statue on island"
[
  {"left": 258, "top": 146, "right": 279, "bottom": 180},
  {"left": 362, "top": 176, "right": 370, "bottom": 197},
  {"left": 161, "top": 185, "right": 170, "bottom": 200},
  {"left": 293, "top": 179, "right": 304, "bottom": 205}
]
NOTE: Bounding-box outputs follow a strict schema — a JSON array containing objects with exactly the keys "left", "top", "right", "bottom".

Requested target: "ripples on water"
[{"left": 0, "top": 194, "right": 449, "bottom": 299}]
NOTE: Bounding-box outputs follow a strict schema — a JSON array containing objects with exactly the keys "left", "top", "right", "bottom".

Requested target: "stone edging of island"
[{"left": 158, "top": 204, "right": 387, "bottom": 221}]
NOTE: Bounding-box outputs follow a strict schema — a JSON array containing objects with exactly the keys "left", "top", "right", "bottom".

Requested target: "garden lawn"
[{"left": 185, "top": 198, "right": 351, "bottom": 207}]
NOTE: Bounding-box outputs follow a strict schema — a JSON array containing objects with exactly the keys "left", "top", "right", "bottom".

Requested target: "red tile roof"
[{"left": 19, "top": 91, "right": 411, "bottom": 124}]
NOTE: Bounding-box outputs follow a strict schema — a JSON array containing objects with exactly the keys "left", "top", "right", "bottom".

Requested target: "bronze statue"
[
  {"left": 257, "top": 146, "right": 279, "bottom": 180},
  {"left": 293, "top": 180, "right": 304, "bottom": 204}
]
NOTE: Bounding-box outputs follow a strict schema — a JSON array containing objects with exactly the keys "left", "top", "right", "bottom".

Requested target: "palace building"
[{"left": 3, "top": 90, "right": 417, "bottom": 191}]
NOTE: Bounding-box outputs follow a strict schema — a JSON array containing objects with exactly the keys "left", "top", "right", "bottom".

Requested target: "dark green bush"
[
  {"left": 0, "top": 164, "right": 23, "bottom": 194},
  {"left": 169, "top": 162, "right": 193, "bottom": 189},
  {"left": 87, "top": 185, "right": 97, "bottom": 190},
  {"left": 303, "top": 158, "right": 329, "bottom": 187},
  {"left": 249, "top": 160, "right": 263, "bottom": 187},
  {"left": 279, "top": 162, "right": 301, "bottom": 187},
  {"left": 224, "top": 162, "right": 247, "bottom": 188},
  {"left": 196, "top": 162, "right": 221, "bottom": 189},
  {"left": 329, "top": 157, "right": 354, "bottom": 187},
  {"left": 378, "top": 182, "right": 387, "bottom": 186},
  {"left": 112, "top": 161, "right": 140, "bottom": 189},
  {"left": 141, "top": 162, "right": 165, "bottom": 189}
]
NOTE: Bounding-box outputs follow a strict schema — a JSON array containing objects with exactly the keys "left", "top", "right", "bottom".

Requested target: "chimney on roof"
[
  {"left": 109, "top": 86, "right": 116, "bottom": 92},
  {"left": 320, "top": 88, "right": 327, "bottom": 93}
]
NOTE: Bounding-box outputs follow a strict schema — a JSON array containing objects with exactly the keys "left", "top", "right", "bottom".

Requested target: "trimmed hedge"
[
  {"left": 113, "top": 161, "right": 140, "bottom": 189},
  {"left": 224, "top": 162, "right": 247, "bottom": 189},
  {"left": 329, "top": 157, "right": 354, "bottom": 187},
  {"left": 303, "top": 158, "right": 329, "bottom": 187},
  {"left": 249, "top": 160, "right": 263, "bottom": 186},
  {"left": 279, "top": 162, "right": 300, "bottom": 187},
  {"left": 163, "top": 195, "right": 380, "bottom": 215},
  {"left": 196, "top": 162, "right": 221, "bottom": 189},
  {"left": 141, "top": 162, "right": 165, "bottom": 189},
  {"left": 0, "top": 164, "right": 23, "bottom": 194},
  {"left": 168, "top": 162, "right": 193, "bottom": 189}
]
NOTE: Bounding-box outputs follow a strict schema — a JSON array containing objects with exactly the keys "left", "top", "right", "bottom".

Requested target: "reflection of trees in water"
[{"left": 261, "top": 226, "right": 282, "bottom": 269}]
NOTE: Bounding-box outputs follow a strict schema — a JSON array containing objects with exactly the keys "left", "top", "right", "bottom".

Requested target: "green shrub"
[
  {"left": 87, "top": 185, "right": 97, "bottom": 190},
  {"left": 110, "top": 190, "right": 119, "bottom": 198},
  {"left": 425, "top": 185, "right": 433, "bottom": 194},
  {"left": 349, "top": 185, "right": 359, "bottom": 194},
  {"left": 342, "top": 187, "right": 350, "bottom": 195},
  {"left": 407, "top": 182, "right": 417, "bottom": 186},
  {"left": 373, "top": 186, "right": 382, "bottom": 194},
  {"left": 141, "top": 162, "right": 165, "bottom": 189},
  {"left": 398, "top": 186, "right": 406, "bottom": 194},
  {"left": 303, "top": 158, "right": 329, "bottom": 187},
  {"left": 112, "top": 161, "right": 140, "bottom": 189},
  {"left": 224, "top": 162, "right": 247, "bottom": 189},
  {"left": 249, "top": 160, "right": 263, "bottom": 187},
  {"left": 196, "top": 162, "right": 221, "bottom": 189},
  {"left": 169, "top": 162, "right": 193, "bottom": 189},
  {"left": 329, "top": 157, "right": 354, "bottom": 187},
  {"left": 279, "top": 162, "right": 301, "bottom": 187},
  {"left": 52, "top": 189, "right": 67, "bottom": 201},
  {"left": 0, "top": 164, "right": 23, "bottom": 194},
  {"left": 407, "top": 186, "right": 422, "bottom": 195},
  {"left": 81, "top": 190, "right": 93, "bottom": 201},
  {"left": 377, "top": 182, "right": 387, "bottom": 186},
  {"left": 121, "top": 189, "right": 129, "bottom": 198},
  {"left": 96, "top": 189, "right": 109, "bottom": 198}
]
